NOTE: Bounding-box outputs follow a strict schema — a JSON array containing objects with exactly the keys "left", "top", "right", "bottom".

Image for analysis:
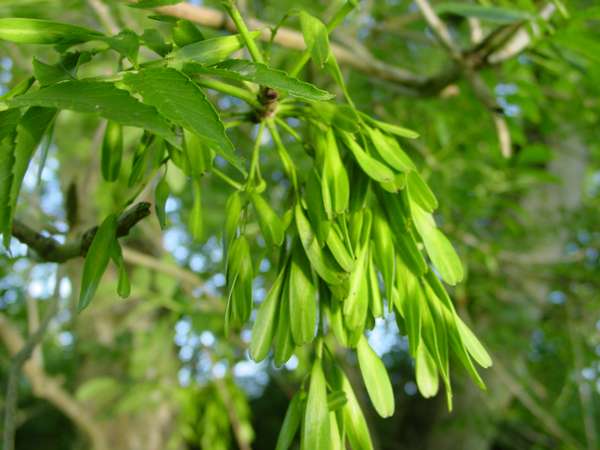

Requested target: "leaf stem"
[
  {"left": 194, "top": 76, "right": 261, "bottom": 109},
  {"left": 267, "top": 119, "right": 298, "bottom": 193},
  {"left": 274, "top": 117, "right": 301, "bottom": 142},
  {"left": 248, "top": 121, "right": 266, "bottom": 185},
  {"left": 289, "top": 1, "right": 358, "bottom": 77},
  {"left": 213, "top": 167, "right": 243, "bottom": 190},
  {"left": 222, "top": 1, "right": 265, "bottom": 64}
]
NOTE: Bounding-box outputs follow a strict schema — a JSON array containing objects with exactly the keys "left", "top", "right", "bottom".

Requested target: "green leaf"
[
  {"left": 395, "top": 258, "right": 422, "bottom": 355},
  {"left": 111, "top": 239, "right": 130, "bottom": 298},
  {"left": 128, "top": 133, "right": 164, "bottom": 187},
  {"left": 367, "top": 251, "right": 383, "bottom": 318},
  {"left": 333, "top": 365, "right": 373, "bottom": 450},
  {"left": 0, "top": 111, "right": 19, "bottom": 246},
  {"left": 329, "top": 411, "right": 343, "bottom": 450},
  {"left": 122, "top": 68, "right": 240, "bottom": 169},
  {"left": 325, "top": 225, "right": 355, "bottom": 273},
  {"left": 79, "top": 214, "right": 118, "bottom": 311},
  {"left": 302, "top": 359, "right": 331, "bottom": 450},
  {"left": 316, "top": 128, "right": 349, "bottom": 217},
  {"left": 275, "top": 392, "right": 303, "bottom": 450},
  {"left": 406, "top": 171, "right": 438, "bottom": 213},
  {"left": 10, "top": 81, "right": 176, "bottom": 143},
  {"left": 1, "top": 107, "right": 56, "bottom": 248},
  {"left": 447, "top": 317, "right": 486, "bottom": 390},
  {"left": 299, "top": 11, "right": 330, "bottom": 67},
  {"left": 224, "top": 191, "right": 243, "bottom": 255},
  {"left": 0, "top": 18, "right": 103, "bottom": 45},
  {"left": 141, "top": 29, "right": 172, "bottom": 56},
  {"left": 274, "top": 273, "right": 295, "bottom": 366},
  {"left": 411, "top": 203, "right": 464, "bottom": 285},
  {"left": 154, "top": 172, "right": 170, "bottom": 229},
  {"left": 168, "top": 32, "right": 260, "bottom": 65},
  {"left": 343, "top": 245, "right": 369, "bottom": 330},
  {"left": 183, "top": 129, "right": 214, "bottom": 176},
  {"left": 360, "top": 114, "right": 419, "bottom": 139},
  {"left": 366, "top": 126, "right": 415, "bottom": 172},
  {"left": 339, "top": 130, "right": 395, "bottom": 185},
  {"left": 251, "top": 193, "right": 285, "bottom": 247},
  {"left": 327, "top": 390, "right": 348, "bottom": 411},
  {"left": 304, "top": 167, "right": 331, "bottom": 246},
  {"left": 455, "top": 315, "right": 492, "bottom": 368},
  {"left": 304, "top": 168, "right": 331, "bottom": 245},
  {"left": 289, "top": 245, "right": 317, "bottom": 345},
  {"left": 0, "top": 77, "right": 35, "bottom": 101},
  {"left": 225, "top": 236, "right": 253, "bottom": 329},
  {"left": 294, "top": 203, "right": 347, "bottom": 286},
  {"left": 250, "top": 268, "right": 285, "bottom": 362},
  {"left": 101, "top": 121, "right": 123, "bottom": 182},
  {"left": 186, "top": 59, "right": 334, "bottom": 102},
  {"left": 435, "top": 3, "right": 533, "bottom": 24},
  {"left": 356, "top": 335, "right": 395, "bottom": 417},
  {"left": 32, "top": 58, "right": 73, "bottom": 86},
  {"left": 415, "top": 341, "right": 439, "bottom": 398},
  {"left": 105, "top": 30, "right": 139, "bottom": 65},
  {"left": 372, "top": 211, "right": 395, "bottom": 302}
]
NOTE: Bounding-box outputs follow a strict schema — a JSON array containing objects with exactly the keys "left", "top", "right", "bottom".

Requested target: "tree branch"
[
  {"left": 143, "top": 1, "right": 551, "bottom": 98},
  {"left": 413, "top": 0, "right": 462, "bottom": 60},
  {"left": 11, "top": 202, "right": 151, "bottom": 263}
]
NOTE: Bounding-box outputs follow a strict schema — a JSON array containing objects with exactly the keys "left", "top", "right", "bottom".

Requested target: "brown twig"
[{"left": 11, "top": 202, "right": 151, "bottom": 263}]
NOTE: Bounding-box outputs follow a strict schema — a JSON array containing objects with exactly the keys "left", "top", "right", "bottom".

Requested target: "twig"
[
  {"left": 488, "top": 3, "right": 556, "bottom": 64},
  {"left": 493, "top": 114, "right": 512, "bottom": 158},
  {"left": 2, "top": 298, "right": 58, "bottom": 450},
  {"left": 413, "top": 0, "right": 461, "bottom": 60},
  {"left": 121, "top": 247, "right": 224, "bottom": 313},
  {"left": 12, "top": 202, "right": 151, "bottom": 263},
  {"left": 414, "top": 0, "right": 512, "bottom": 157},
  {"left": 139, "top": 1, "right": 553, "bottom": 96}
]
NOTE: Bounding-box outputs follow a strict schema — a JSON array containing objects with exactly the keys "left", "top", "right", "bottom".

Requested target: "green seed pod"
[
  {"left": 250, "top": 267, "right": 286, "bottom": 362},
  {"left": 101, "top": 121, "right": 123, "bottom": 182},
  {"left": 289, "top": 243, "right": 317, "bottom": 345},
  {"left": 357, "top": 335, "right": 395, "bottom": 418}
]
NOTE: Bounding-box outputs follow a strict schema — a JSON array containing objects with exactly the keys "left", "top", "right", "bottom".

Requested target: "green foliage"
[
  {"left": 78, "top": 214, "right": 117, "bottom": 310},
  {"left": 1, "top": 0, "right": 598, "bottom": 449}
]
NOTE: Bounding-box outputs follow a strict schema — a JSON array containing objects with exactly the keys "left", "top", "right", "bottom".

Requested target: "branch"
[
  {"left": 414, "top": 0, "right": 513, "bottom": 157},
  {"left": 12, "top": 202, "right": 151, "bottom": 263},
  {"left": 0, "top": 313, "right": 109, "bottom": 450},
  {"left": 122, "top": 247, "right": 224, "bottom": 313},
  {"left": 151, "top": 1, "right": 426, "bottom": 88},
  {"left": 488, "top": 3, "right": 556, "bottom": 64},
  {"left": 413, "top": 0, "right": 461, "bottom": 60},
  {"left": 144, "top": 1, "right": 550, "bottom": 98}
]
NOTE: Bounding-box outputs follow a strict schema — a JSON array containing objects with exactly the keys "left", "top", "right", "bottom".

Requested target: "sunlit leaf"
[{"left": 79, "top": 214, "right": 118, "bottom": 311}]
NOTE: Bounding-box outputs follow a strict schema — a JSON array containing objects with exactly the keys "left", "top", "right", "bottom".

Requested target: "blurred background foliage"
[{"left": 0, "top": 0, "right": 599, "bottom": 449}]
